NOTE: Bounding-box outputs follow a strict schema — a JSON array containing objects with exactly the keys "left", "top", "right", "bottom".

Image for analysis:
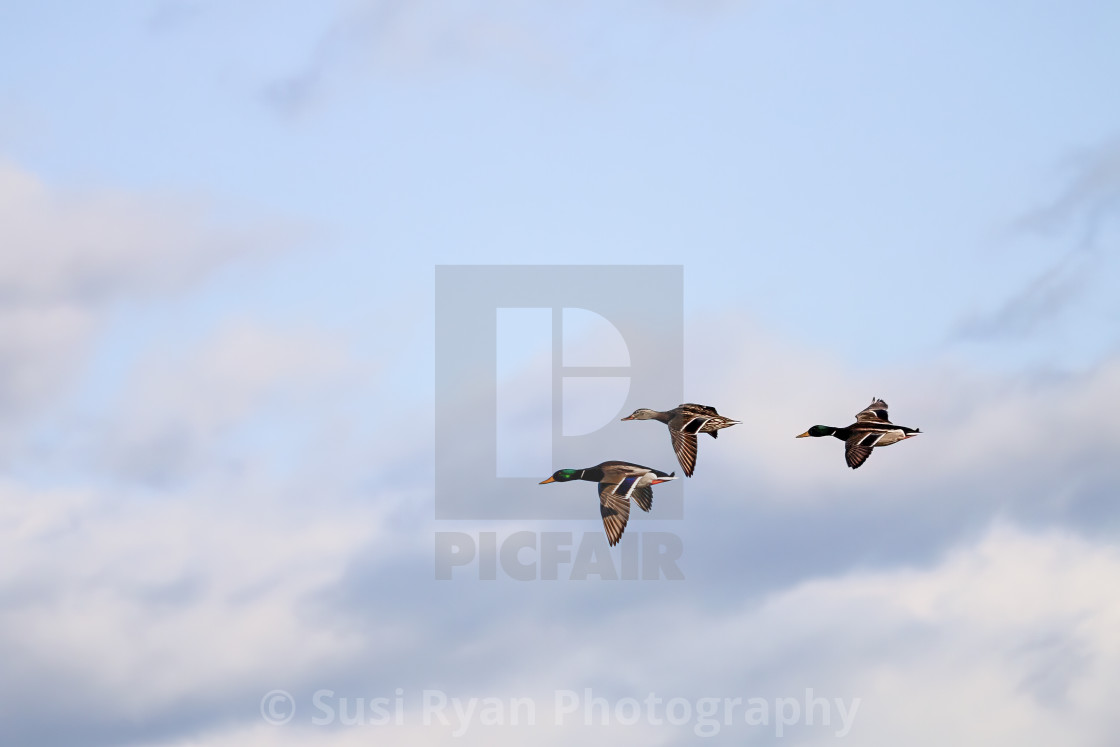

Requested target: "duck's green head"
[
  {"left": 540, "top": 468, "right": 580, "bottom": 484},
  {"left": 797, "top": 425, "right": 836, "bottom": 438}
]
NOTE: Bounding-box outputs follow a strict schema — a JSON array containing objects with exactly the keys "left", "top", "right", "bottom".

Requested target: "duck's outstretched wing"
[
  {"left": 632, "top": 485, "right": 653, "bottom": 512},
  {"left": 855, "top": 398, "right": 891, "bottom": 423},
  {"left": 668, "top": 428, "right": 699, "bottom": 477},
  {"left": 597, "top": 483, "right": 632, "bottom": 546},
  {"left": 844, "top": 432, "right": 882, "bottom": 469}
]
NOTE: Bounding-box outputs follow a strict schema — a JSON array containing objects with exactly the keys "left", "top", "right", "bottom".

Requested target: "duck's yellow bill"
[
  {"left": 796, "top": 431, "right": 811, "bottom": 438},
  {"left": 539, "top": 477, "right": 555, "bottom": 484}
]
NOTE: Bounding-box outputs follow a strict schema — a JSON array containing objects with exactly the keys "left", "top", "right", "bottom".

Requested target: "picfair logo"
[{"left": 434, "top": 265, "right": 683, "bottom": 521}]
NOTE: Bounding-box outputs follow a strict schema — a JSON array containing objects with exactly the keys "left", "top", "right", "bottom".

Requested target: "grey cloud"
[
  {"left": 955, "top": 136, "right": 1120, "bottom": 342},
  {"left": 261, "top": 4, "right": 379, "bottom": 119},
  {"left": 263, "top": 0, "right": 443, "bottom": 118},
  {"left": 1014, "top": 136, "right": 1120, "bottom": 244},
  {"left": 1014, "top": 632, "right": 1090, "bottom": 706},
  {"left": 954, "top": 248, "right": 1090, "bottom": 340},
  {"left": 146, "top": 1, "right": 210, "bottom": 35},
  {"left": 261, "top": 0, "right": 741, "bottom": 118}
]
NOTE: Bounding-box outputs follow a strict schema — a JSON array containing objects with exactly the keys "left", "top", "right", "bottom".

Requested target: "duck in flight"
[
  {"left": 796, "top": 398, "right": 920, "bottom": 469},
  {"left": 621, "top": 404, "right": 740, "bottom": 477},
  {"left": 539, "top": 461, "right": 677, "bottom": 546}
]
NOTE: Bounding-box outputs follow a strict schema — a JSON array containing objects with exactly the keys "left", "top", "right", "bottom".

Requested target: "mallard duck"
[
  {"left": 539, "top": 461, "right": 677, "bottom": 546},
  {"left": 797, "top": 398, "right": 920, "bottom": 469},
  {"left": 621, "top": 404, "right": 740, "bottom": 477}
]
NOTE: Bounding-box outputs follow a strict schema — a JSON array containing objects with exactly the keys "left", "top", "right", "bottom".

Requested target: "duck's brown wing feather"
[
  {"left": 678, "top": 403, "right": 720, "bottom": 417},
  {"left": 855, "top": 398, "right": 891, "bottom": 423},
  {"left": 598, "top": 484, "right": 632, "bottom": 546},
  {"left": 668, "top": 427, "right": 699, "bottom": 477},
  {"left": 844, "top": 435, "right": 875, "bottom": 469},
  {"left": 632, "top": 485, "right": 653, "bottom": 512}
]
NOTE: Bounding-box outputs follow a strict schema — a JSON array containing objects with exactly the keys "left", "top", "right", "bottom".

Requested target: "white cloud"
[
  {"left": 0, "top": 299, "right": 396, "bottom": 737},
  {"left": 0, "top": 473, "right": 398, "bottom": 721},
  {"left": 0, "top": 162, "right": 280, "bottom": 306},
  {"left": 782, "top": 524, "right": 1120, "bottom": 746},
  {"left": 0, "top": 161, "right": 297, "bottom": 425},
  {"left": 495, "top": 523, "right": 1120, "bottom": 746},
  {"left": 103, "top": 319, "right": 355, "bottom": 483},
  {"left": 0, "top": 302, "right": 93, "bottom": 413},
  {"left": 142, "top": 717, "right": 664, "bottom": 747},
  {"left": 126, "top": 523, "right": 1120, "bottom": 746}
]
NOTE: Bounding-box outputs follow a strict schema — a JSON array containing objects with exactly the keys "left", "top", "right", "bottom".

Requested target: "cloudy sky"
[{"left": 2, "top": 1, "right": 1120, "bottom": 744}]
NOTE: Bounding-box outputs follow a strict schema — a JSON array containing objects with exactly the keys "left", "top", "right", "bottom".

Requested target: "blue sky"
[{"left": 2, "top": 1, "right": 1120, "bottom": 745}]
